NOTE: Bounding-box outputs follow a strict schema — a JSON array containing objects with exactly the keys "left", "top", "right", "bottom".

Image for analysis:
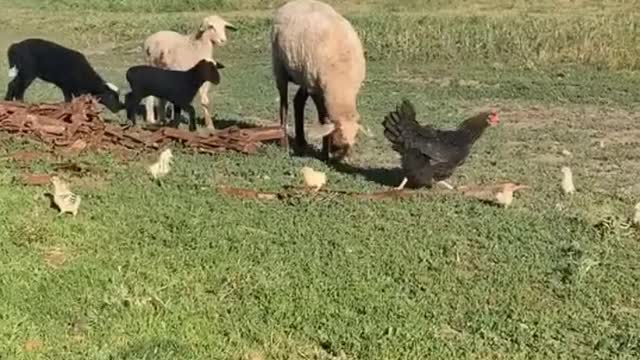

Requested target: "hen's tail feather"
[{"left": 383, "top": 98, "right": 418, "bottom": 152}]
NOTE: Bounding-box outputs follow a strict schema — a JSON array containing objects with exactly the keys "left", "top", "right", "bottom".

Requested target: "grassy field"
[{"left": 1, "top": 0, "right": 640, "bottom": 359}]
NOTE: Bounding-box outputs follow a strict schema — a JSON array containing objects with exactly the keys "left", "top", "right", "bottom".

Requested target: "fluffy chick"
[
  {"left": 495, "top": 183, "right": 529, "bottom": 207},
  {"left": 148, "top": 148, "right": 173, "bottom": 179},
  {"left": 300, "top": 166, "right": 326, "bottom": 191},
  {"left": 561, "top": 166, "right": 575, "bottom": 194},
  {"left": 50, "top": 176, "right": 81, "bottom": 216}
]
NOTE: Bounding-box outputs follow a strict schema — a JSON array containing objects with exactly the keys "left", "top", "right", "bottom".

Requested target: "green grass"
[{"left": 1, "top": 0, "right": 640, "bottom": 359}]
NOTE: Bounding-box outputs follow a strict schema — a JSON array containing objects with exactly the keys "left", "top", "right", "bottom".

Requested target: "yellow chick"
[
  {"left": 300, "top": 166, "right": 327, "bottom": 191},
  {"left": 495, "top": 183, "right": 529, "bottom": 207},
  {"left": 50, "top": 176, "right": 81, "bottom": 216},
  {"left": 561, "top": 166, "right": 575, "bottom": 194},
  {"left": 148, "top": 148, "right": 173, "bottom": 179}
]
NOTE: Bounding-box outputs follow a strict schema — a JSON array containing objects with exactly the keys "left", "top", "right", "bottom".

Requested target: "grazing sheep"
[
  {"left": 271, "top": 0, "right": 366, "bottom": 161},
  {"left": 4, "top": 38, "right": 122, "bottom": 113},
  {"left": 143, "top": 15, "right": 237, "bottom": 128},
  {"left": 124, "top": 59, "right": 224, "bottom": 131}
]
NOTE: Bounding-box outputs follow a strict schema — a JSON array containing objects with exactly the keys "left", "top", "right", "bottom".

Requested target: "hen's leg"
[
  {"left": 437, "top": 180, "right": 455, "bottom": 190},
  {"left": 396, "top": 177, "right": 408, "bottom": 190}
]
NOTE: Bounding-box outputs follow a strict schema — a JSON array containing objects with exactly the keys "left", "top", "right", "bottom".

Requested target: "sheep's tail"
[
  {"left": 6, "top": 43, "right": 20, "bottom": 79},
  {"left": 382, "top": 98, "right": 418, "bottom": 152}
]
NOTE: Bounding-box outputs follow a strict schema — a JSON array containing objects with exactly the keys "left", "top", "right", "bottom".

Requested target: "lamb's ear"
[
  {"left": 225, "top": 22, "right": 238, "bottom": 32},
  {"left": 215, "top": 61, "right": 225, "bottom": 69},
  {"left": 105, "top": 82, "right": 120, "bottom": 94},
  {"left": 195, "top": 25, "right": 205, "bottom": 40}
]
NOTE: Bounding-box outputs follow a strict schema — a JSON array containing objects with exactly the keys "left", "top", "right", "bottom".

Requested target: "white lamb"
[
  {"left": 271, "top": 0, "right": 366, "bottom": 161},
  {"left": 143, "top": 15, "right": 236, "bottom": 129}
]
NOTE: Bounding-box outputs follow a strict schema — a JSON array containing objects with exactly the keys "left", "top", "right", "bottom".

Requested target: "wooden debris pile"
[{"left": 0, "top": 95, "right": 285, "bottom": 155}]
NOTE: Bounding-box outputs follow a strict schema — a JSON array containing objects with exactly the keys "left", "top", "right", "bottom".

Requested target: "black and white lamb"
[
  {"left": 4, "top": 38, "right": 123, "bottom": 113},
  {"left": 124, "top": 59, "right": 224, "bottom": 131}
]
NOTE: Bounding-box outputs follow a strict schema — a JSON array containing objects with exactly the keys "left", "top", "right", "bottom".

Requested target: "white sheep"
[
  {"left": 143, "top": 15, "right": 236, "bottom": 129},
  {"left": 271, "top": 0, "right": 366, "bottom": 161}
]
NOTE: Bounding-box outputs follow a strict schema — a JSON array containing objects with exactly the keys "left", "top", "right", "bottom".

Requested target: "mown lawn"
[{"left": 0, "top": 0, "right": 639, "bottom": 359}]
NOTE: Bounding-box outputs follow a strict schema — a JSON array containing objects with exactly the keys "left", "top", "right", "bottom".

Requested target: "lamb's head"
[
  {"left": 193, "top": 59, "right": 225, "bottom": 85},
  {"left": 328, "top": 113, "right": 361, "bottom": 160},
  {"left": 197, "top": 15, "right": 237, "bottom": 46},
  {"left": 97, "top": 82, "right": 124, "bottom": 113}
]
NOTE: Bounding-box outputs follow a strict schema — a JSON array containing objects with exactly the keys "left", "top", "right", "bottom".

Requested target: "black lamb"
[
  {"left": 124, "top": 59, "right": 224, "bottom": 131},
  {"left": 4, "top": 38, "right": 123, "bottom": 113}
]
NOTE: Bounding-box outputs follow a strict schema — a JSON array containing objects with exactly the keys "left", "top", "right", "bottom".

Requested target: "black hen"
[{"left": 382, "top": 99, "right": 499, "bottom": 189}]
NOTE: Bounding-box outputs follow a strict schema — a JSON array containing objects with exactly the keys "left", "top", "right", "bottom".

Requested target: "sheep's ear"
[
  {"left": 225, "top": 22, "right": 238, "bottom": 32},
  {"left": 195, "top": 27, "right": 205, "bottom": 40},
  {"left": 215, "top": 61, "right": 225, "bottom": 69}
]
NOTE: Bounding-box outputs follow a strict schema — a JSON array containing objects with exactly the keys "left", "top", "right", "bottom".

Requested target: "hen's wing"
[{"left": 382, "top": 99, "right": 464, "bottom": 163}]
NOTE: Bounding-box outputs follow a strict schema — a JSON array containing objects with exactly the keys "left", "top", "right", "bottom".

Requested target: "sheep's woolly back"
[
  {"left": 143, "top": 15, "right": 234, "bottom": 70},
  {"left": 271, "top": 0, "right": 365, "bottom": 148}
]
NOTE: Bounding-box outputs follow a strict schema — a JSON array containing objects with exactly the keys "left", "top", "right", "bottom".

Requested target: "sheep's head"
[
  {"left": 193, "top": 59, "right": 225, "bottom": 85},
  {"left": 197, "top": 15, "right": 237, "bottom": 46},
  {"left": 97, "top": 82, "right": 124, "bottom": 113},
  {"left": 328, "top": 114, "right": 361, "bottom": 160}
]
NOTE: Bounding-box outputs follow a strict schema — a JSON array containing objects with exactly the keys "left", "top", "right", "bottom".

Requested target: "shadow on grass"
[
  {"left": 117, "top": 338, "right": 193, "bottom": 359},
  {"left": 329, "top": 161, "right": 404, "bottom": 187}
]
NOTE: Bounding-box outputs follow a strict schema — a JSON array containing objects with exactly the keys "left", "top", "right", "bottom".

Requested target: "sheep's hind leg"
[
  {"left": 199, "top": 83, "right": 214, "bottom": 130},
  {"left": 293, "top": 87, "right": 309, "bottom": 151},
  {"left": 5, "top": 75, "right": 35, "bottom": 101}
]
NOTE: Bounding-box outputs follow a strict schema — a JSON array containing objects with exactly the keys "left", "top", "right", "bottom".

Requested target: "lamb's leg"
[
  {"left": 62, "top": 90, "right": 72, "bottom": 102},
  {"left": 293, "top": 87, "right": 309, "bottom": 149},
  {"left": 170, "top": 105, "right": 182, "bottom": 128},
  {"left": 310, "top": 93, "right": 330, "bottom": 161},
  {"left": 144, "top": 96, "right": 157, "bottom": 124},
  {"left": 125, "top": 92, "right": 139, "bottom": 126},
  {"left": 5, "top": 75, "right": 34, "bottom": 101},
  {"left": 199, "top": 82, "right": 214, "bottom": 130},
  {"left": 157, "top": 98, "right": 168, "bottom": 124},
  {"left": 185, "top": 105, "right": 197, "bottom": 132}
]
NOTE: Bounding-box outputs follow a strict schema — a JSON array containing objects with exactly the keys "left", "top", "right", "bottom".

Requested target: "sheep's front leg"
[
  {"left": 144, "top": 96, "right": 157, "bottom": 124},
  {"left": 275, "top": 72, "right": 289, "bottom": 148},
  {"left": 199, "top": 82, "right": 214, "bottom": 130},
  {"left": 185, "top": 105, "right": 197, "bottom": 132},
  {"left": 62, "top": 90, "right": 72, "bottom": 102},
  {"left": 125, "top": 92, "right": 139, "bottom": 126},
  {"left": 293, "top": 87, "right": 309, "bottom": 149},
  {"left": 310, "top": 93, "right": 330, "bottom": 161}
]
